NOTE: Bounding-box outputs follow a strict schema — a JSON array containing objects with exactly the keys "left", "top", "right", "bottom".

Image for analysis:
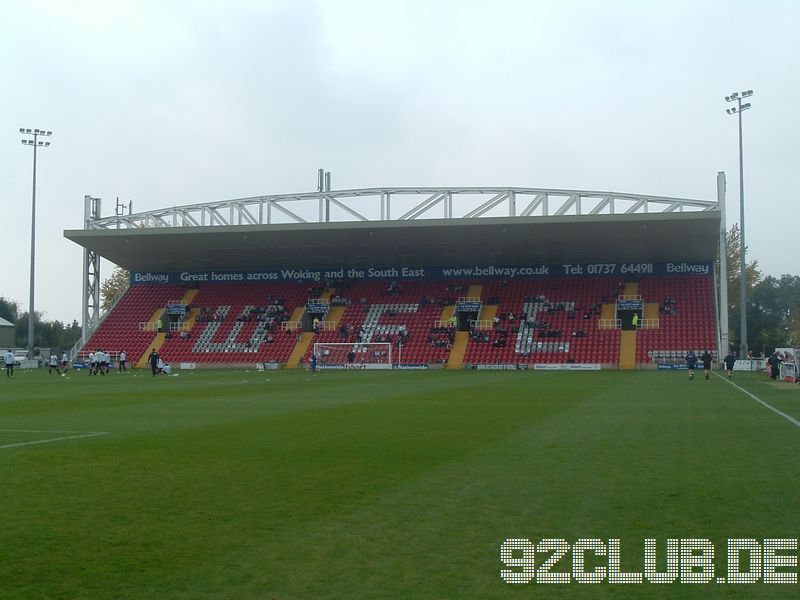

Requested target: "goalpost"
[{"left": 313, "top": 342, "right": 393, "bottom": 370}]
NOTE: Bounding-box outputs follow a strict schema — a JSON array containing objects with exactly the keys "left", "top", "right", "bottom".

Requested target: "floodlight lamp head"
[
  {"left": 729, "top": 92, "right": 739, "bottom": 99},
  {"left": 44, "top": 142, "right": 50, "bottom": 146},
  {"left": 742, "top": 103, "right": 751, "bottom": 110},
  {"left": 19, "top": 127, "right": 25, "bottom": 133},
  {"left": 46, "top": 131, "right": 52, "bottom": 135},
  {"left": 26, "top": 128, "right": 32, "bottom": 133}
]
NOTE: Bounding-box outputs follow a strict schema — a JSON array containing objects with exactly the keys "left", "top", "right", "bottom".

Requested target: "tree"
[
  {"left": 0, "top": 296, "right": 18, "bottom": 323},
  {"left": 718, "top": 223, "right": 762, "bottom": 353},
  {"left": 750, "top": 275, "right": 800, "bottom": 354},
  {"left": 13, "top": 311, "right": 78, "bottom": 351},
  {"left": 101, "top": 266, "right": 130, "bottom": 310},
  {"left": 2, "top": 295, "right": 80, "bottom": 351},
  {"left": 749, "top": 276, "right": 784, "bottom": 355}
]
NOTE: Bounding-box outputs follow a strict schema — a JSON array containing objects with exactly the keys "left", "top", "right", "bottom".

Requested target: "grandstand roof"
[{"left": 64, "top": 211, "right": 720, "bottom": 272}]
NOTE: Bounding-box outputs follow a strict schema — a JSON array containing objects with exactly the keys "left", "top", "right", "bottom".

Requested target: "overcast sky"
[{"left": 2, "top": 0, "right": 798, "bottom": 323}]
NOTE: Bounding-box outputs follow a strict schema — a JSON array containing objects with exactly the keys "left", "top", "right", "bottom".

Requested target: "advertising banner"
[{"left": 131, "top": 261, "right": 712, "bottom": 285}]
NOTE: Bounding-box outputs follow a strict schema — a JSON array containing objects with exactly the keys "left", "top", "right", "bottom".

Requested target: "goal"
[{"left": 313, "top": 342, "right": 392, "bottom": 370}]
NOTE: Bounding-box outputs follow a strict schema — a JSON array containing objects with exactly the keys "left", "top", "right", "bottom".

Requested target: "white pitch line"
[
  {"left": 0, "top": 431, "right": 110, "bottom": 449},
  {"left": 0, "top": 429, "right": 100, "bottom": 434},
  {"left": 717, "top": 373, "right": 800, "bottom": 429}
]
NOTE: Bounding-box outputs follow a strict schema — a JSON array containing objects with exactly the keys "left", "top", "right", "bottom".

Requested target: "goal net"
[{"left": 313, "top": 342, "right": 392, "bottom": 370}]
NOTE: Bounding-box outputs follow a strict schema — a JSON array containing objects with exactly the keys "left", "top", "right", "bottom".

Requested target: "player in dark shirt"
[
  {"left": 149, "top": 349, "right": 160, "bottom": 377},
  {"left": 723, "top": 352, "right": 736, "bottom": 379},
  {"left": 685, "top": 351, "right": 697, "bottom": 381},
  {"left": 701, "top": 351, "right": 713, "bottom": 380}
]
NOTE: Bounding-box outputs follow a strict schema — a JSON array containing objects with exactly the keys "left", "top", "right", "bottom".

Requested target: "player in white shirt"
[
  {"left": 98, "top": 350, "right": 108, "bottom": 375},
  {"left": 4, "top": 350, "right": 15, "bottom": 377},
  {"left": 48, "top": 353, "right": 61, "bottom": 375}
]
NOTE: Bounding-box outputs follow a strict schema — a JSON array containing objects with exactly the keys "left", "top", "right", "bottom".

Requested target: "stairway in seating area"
[
  {"left": 479, "top": 303, "right": 497, "bottom": 323},
  {"left": 134, "top": 308, "right": 166, "bottom": 368},
  {"left": 181, "top": 289, "right": 202, "bottom": 331},
  {"left": 286, "top": 332, "right": 314, "bottom": 369},
  {"left": 467, "top": 284, "right": 482, "bottom": 299},
  {"left": 287, "top": 306, "right": 304, "bottom": 326},
  {"left": 326, "top": 306, "right": 345, "bottom": 327},
  {"left": 135, "top": 288, "right": 199, "bottom": 368},
  {"left": 446, "top": 332, "right": 469, "bottom": 369},
  {"left": 618, "top": 281, "right": 639, "bottom": 369},
  {"left": 136, "top": 333, "right": 165, "bottom": 368},
  {"left": 446, "top": 284, "right": 482, "bottom": 369},
  {"left": 619, "top": 330, "right": 637, "bottom": 370},
  {"left": 439, "top": 305, "right": 455, "bottom": 324},
  {"left": 644, "top": 302, "right": 660, "bottom": 322},
  {"left": 600, "top": 303, "right": 616, "bottom": 320}
]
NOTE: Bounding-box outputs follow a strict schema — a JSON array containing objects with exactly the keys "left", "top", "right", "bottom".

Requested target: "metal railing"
[
  {"left": 281, "top": 321, "right": 301, "bottom": 332},
  {"left": 638, "top": 318, "right": 660, "bottom": 329}
]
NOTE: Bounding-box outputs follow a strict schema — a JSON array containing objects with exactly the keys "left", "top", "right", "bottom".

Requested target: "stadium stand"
[
  {"left": 461, "top": 277, "right": 624, "bottom": 365},
  {"left": 77, "top": 273, "right": 716, "bottom": 368},
  {"left": 79, "top": 284, "right": 183, "bottom": 364},
  {"left": 301, "top": 280, "right": 456, "bottom": 366},
  {"left": 636, "top": 275, "right": 717, "bottom": 364},
  {"left": 158, "top": 282, "right": 309, "bottom": 365}
]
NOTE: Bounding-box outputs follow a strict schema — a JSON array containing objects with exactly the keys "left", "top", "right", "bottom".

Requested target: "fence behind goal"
[{"left": 313, "top": 342, "right": 392, "bottom": 370}]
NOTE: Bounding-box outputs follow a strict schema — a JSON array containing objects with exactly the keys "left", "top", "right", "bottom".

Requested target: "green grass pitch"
[{"left": 2, "top": 367, "right": 800, "bottom": 598}]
